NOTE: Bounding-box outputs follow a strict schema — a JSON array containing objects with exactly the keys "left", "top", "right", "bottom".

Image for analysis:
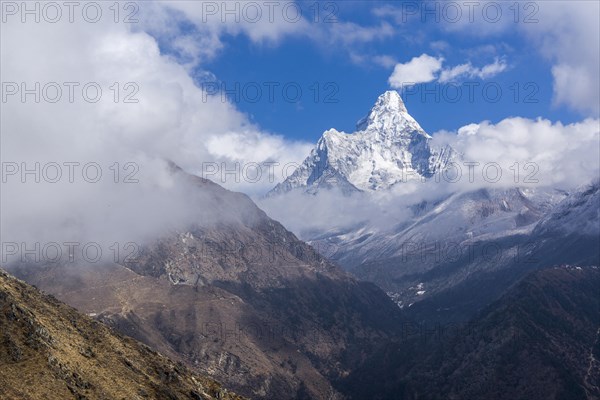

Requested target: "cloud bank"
[
  {"left": 260, "top": 116, "right": 600, "bottom": 237},
  {"left": 0, "top": 3, "right": 311, "bottom": 264}
]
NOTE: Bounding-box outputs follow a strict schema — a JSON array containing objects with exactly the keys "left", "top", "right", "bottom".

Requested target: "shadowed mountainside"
[
  {"left": 0, "top": 269, "right": 244, "bottom": 400},
  {"left": 9, "top": 166, "right": 405, "bottom": 400},
  {"left": 342, "top": 265, "right": 600, "bottom": 400}
]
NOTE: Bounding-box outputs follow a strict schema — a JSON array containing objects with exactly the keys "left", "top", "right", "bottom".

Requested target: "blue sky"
[
  {"left": 155, "top": 0, "right": 593, "bottom": 142},
  {"left": 3, "top": 0, "right": 597, "bottom": 198}
]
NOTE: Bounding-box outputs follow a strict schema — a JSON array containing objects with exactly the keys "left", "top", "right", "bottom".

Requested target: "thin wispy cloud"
[
  {"left": 388, "top": 54, "right": 507, "bottom": 88},
  {"left": 438, "top": 58, "right": 507, "bottom": 83}
]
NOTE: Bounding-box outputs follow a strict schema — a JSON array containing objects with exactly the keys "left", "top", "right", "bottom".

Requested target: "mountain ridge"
[
  {"left": 342, "top": 265, "right": 600, "bottom": 400},
  {"left": 8, "top": 164, "right": 406, "bottom": 400},
  {"left": 269, "top": 90, "right": 454, "bottom": 195}
]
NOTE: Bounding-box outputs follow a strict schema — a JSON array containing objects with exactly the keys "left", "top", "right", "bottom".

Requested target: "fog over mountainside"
[
  {"left": 1, "top": 9, "right": 313, "bottom": 258},
  {"left": 261, "top": 91, "right": 600, "bottom": 323},
  {"left": 7, "top": 165, "right": 406, "bottom": 400},
  {"left": 260, "top": 91, "right": 599, "bottom": 235}
]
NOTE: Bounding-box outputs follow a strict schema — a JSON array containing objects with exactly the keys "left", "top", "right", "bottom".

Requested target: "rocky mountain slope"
[
  {"left": 9, "top": 166, "right": 405, "bottom": 400},
  {"left": 313, "top": 186, "right": 566, "bottom": 274},
  {"left": 342, "top": 265, "right": 600, "bottom": 400},
  {"left": 393, "top": 180, "right": 600, "bottom": 324},
  {"left": 0, "top": 268, "right": 243, "bottom": 400}
]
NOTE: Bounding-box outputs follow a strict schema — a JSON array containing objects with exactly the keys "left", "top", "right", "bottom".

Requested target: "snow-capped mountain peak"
[
  {"left": 356, "top": 91, "right": 429, "bottom": 139},
  {"left": 268, "top": 90, "right": 452, "bottom": 195}
]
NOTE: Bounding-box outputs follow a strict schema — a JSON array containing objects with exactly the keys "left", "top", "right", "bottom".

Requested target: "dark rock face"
[{"left": 341, "top": 265, "right": 600, "bottom": 400}]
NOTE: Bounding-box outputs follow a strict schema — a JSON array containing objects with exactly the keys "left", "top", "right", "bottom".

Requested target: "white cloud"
[
  {"left": 388, "top": 54, "right": 444, "bottom": 88},
  {"left": 375, "top": 1, "right": 599, "bottom": 116},
  {"left": 202, "top": 131, "right": 313, "bottom": 194},
  {"left": 259, "top": 186, "right": 420, "bottom": 235},
  {"left": 261, "top": 117, "right": 600, "bottom": 237},
  {"left": 142, "top": 2, "right": 397, "bottom": 67},
  {"left": 438, "top": 63, "right": 472, "bottom": 83},
  {"left": 131, "top": 1, "right": 315, "bottom": 71},
  {"left": 551, "top": 64, "right": 598, "bottom": 115},
  {"left": 389, "top": 54, "right": 507, "bottom": 88},
  {"left": 427, "top": 0, "right": 599, "bottom": 116},
  {"left": 0, "top": 4, "right": 310, "bottom": 257},
  {"left": 522, "top": 2, "right": 600, "bottom": 116},
  {"left": 432, "top": 117, "right": 600, "bottom": 189},
  {"left": 438, "top": 58, "right": 507, "bottom": 83}
]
